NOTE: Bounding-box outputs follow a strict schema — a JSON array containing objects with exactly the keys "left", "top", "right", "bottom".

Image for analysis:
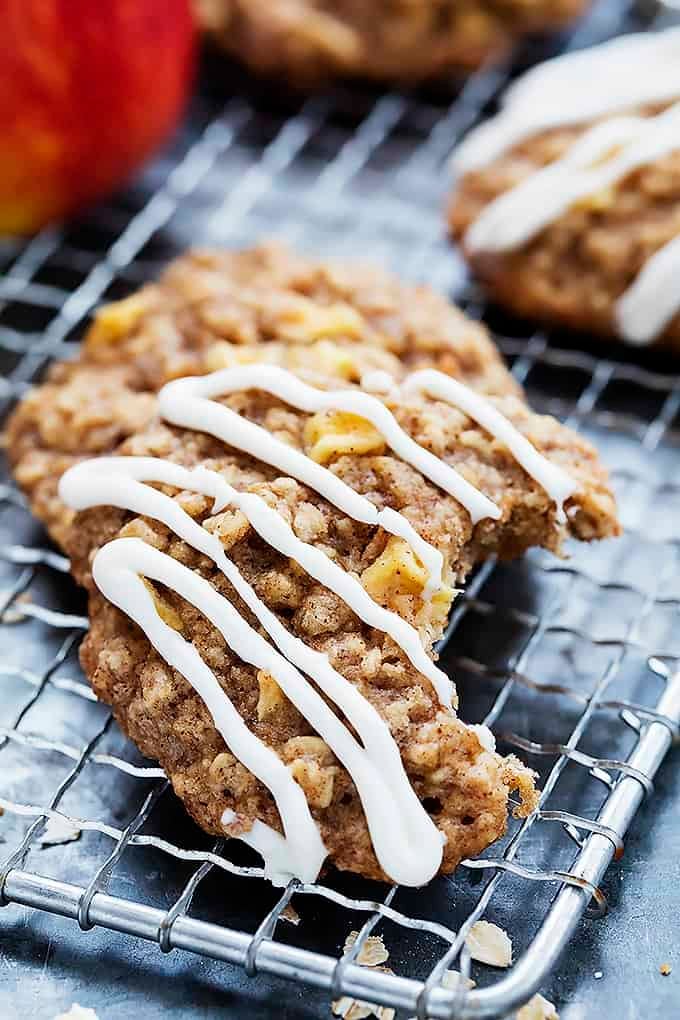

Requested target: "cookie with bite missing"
[
  {"left": 448, "top": 29, "right": 680, "bottom": 350},
  {"left": 196, "top": 0, "right": 590, "bottom": 85}
]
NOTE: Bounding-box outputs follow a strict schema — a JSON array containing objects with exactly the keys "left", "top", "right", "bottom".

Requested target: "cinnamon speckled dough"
[
  {"left": 6, "top": 242, "right": 520, "bottom": 551},
  {"left": 448, "top": 107, "right": 680, "bottom": 348},
  {"left": 5, "top": 243, "right": 620, "bottom": 880},
  {"left": 195, "top": 0, "right": 589, "bottom": 84}
]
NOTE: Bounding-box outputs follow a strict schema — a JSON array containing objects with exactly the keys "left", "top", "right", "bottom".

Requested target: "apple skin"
[{"left": 0, "top": 1, "right": 196, "bottom": 235}]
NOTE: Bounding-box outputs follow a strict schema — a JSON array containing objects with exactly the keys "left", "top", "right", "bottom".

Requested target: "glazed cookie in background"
[
  {"left": 448, "top": 28, "right": 680, "bottom": 350},
  {"left": 195, "top": 0, "right": 590, "bottom": 85},
  {"left": 5, "top": 243, "right": 620, "bottom": 884}
]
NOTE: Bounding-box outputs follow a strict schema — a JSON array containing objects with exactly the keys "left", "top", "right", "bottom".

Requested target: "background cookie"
[
  {"left": 448, "top": 29, "right": 680, "bottom": 350},
  {"left": 196, "top": 0, "right": 589, "bottom": 85}
]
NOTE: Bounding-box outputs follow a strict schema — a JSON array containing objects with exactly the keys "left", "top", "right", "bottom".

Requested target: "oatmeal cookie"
[
  {"left": 448, "top": 29, "right": 680, "bottom": 349},
  {"left": 6, "top": 243, "right": 620, "bottom": 883},
  {"left": 195, "top": 0, "right": 589, "bottom": 85},
  {"left": 6, "top": 242, "right": 518, "bottom": 550}
]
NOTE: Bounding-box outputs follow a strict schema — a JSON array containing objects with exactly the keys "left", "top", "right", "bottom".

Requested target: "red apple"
[{"left": 0, "top": 1, "right": 196, "bottom": 235}]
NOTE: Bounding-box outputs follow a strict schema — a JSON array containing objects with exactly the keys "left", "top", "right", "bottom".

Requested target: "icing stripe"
[
  {"left": 160, "top": 371, "right": 444, "bottom": 593},
  {"left": 158, "top": 366, "right": 501, "bottom": 526},
  {"left": 221, "top": 810, "right": 303, "bottom": 882},
  {"left": 60, "top": 457, "right": 454, "bottom": 708},
  {"left": 92, "top": 537, "right": 327, "bottom": 886},
  {"left": 453, "top": 28, "right": 680, "bottom": 175},
  {"left": 402, "top": 370, "right": 576, "bottom": 521},
  {"left": 465, "top": 103, "right": 680, "bottom": 257},
  {"left": 615, "top": 234, "right": 680, "bottom": 345}
]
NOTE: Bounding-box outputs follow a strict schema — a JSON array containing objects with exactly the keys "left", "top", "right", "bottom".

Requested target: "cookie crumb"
[
  {"left": 280, "top": 903, "right": 300, "bottom": 926},
  {"left": 466, "top": 920, "right": 512, "bottom": 968},
  {"left": 660, "top": 962, "right": 672, "bottom": 976},
  {"left": 343, "top": 931, "right": 390, "bottom": 968},
  {"left": 516, "top": 992, "right": 558, "bottom": 1019},
  {"left": 38, "top": 814, "right": 81, "bottom": 847}
]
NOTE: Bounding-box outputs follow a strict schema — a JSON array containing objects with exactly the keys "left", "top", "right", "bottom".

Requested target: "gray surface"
[{"left": 0, "top": 753, "right": 678, "bottom": 1020}]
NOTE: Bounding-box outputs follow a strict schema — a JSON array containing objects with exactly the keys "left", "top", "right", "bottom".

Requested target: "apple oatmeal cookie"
[{"left": 6, "top": 243, "right": 619, "bottom": 884}]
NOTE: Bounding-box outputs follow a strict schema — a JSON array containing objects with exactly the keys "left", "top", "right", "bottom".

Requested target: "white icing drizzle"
[
  {"left": 60, "top": 457, "right": 454, "bottom": 707},
  {"left": 453, "top": 28, "right": 680, "bottom": 175},
  {"left": 469, "top": 724, "right": 496, "bottom": 754},
  {"left": 615, "top": 234, "right": 680, "bottom": 345},
  {"left": 465, "top": 103, "right": 680, "bottom": 257},
  {"left": 59, "top": 365, "right": 577, "bottom": 886},
  {"left": 360, "top": 370, "right": 397, "bottom": 395},
  {"left": 221, "top": 810, "right": 303, "bottom": 886},
  {"left": 91, "top": 537, "right": 327, "bottom": 886},
  {"left": 401, "top": 370, "right": 576, "bottom": 522},
  {"left": 161, "top": 370, "right": 444, "bottom": 596},
  {"left": 158, "top": 365, "right": 501, "bottom": 526}
]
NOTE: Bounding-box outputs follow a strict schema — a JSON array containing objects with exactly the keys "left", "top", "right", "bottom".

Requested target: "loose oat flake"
[
  {"left": 332, "top": 932, "right": 394, "bottom": 1020},
  {"left": 465, "top": 920, "right": 513, "bottom": 968},
  {"left": 38, "top": 814, "right": 81, "bottom": 847},
  {"left": 331, "top": 998, "right": 395, "bottom": 1020},
  {"left": 442, "top": 969, "right": 476, "bottom": 991},
  {"left": 343, "top": 931, "right": 390, "bottom": 968},
  {"left": 0, "top": 591, "right": 31, "bottom": 624}
]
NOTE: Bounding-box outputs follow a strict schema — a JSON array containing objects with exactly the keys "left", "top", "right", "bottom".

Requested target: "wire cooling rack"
[{"left": 1, "top": 2, "right": 680, "bottom": 1017}]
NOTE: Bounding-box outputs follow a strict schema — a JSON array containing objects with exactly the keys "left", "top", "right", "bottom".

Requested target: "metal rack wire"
[{"left": 1, "top": 2, "right": 680, "bottom": 1017}]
